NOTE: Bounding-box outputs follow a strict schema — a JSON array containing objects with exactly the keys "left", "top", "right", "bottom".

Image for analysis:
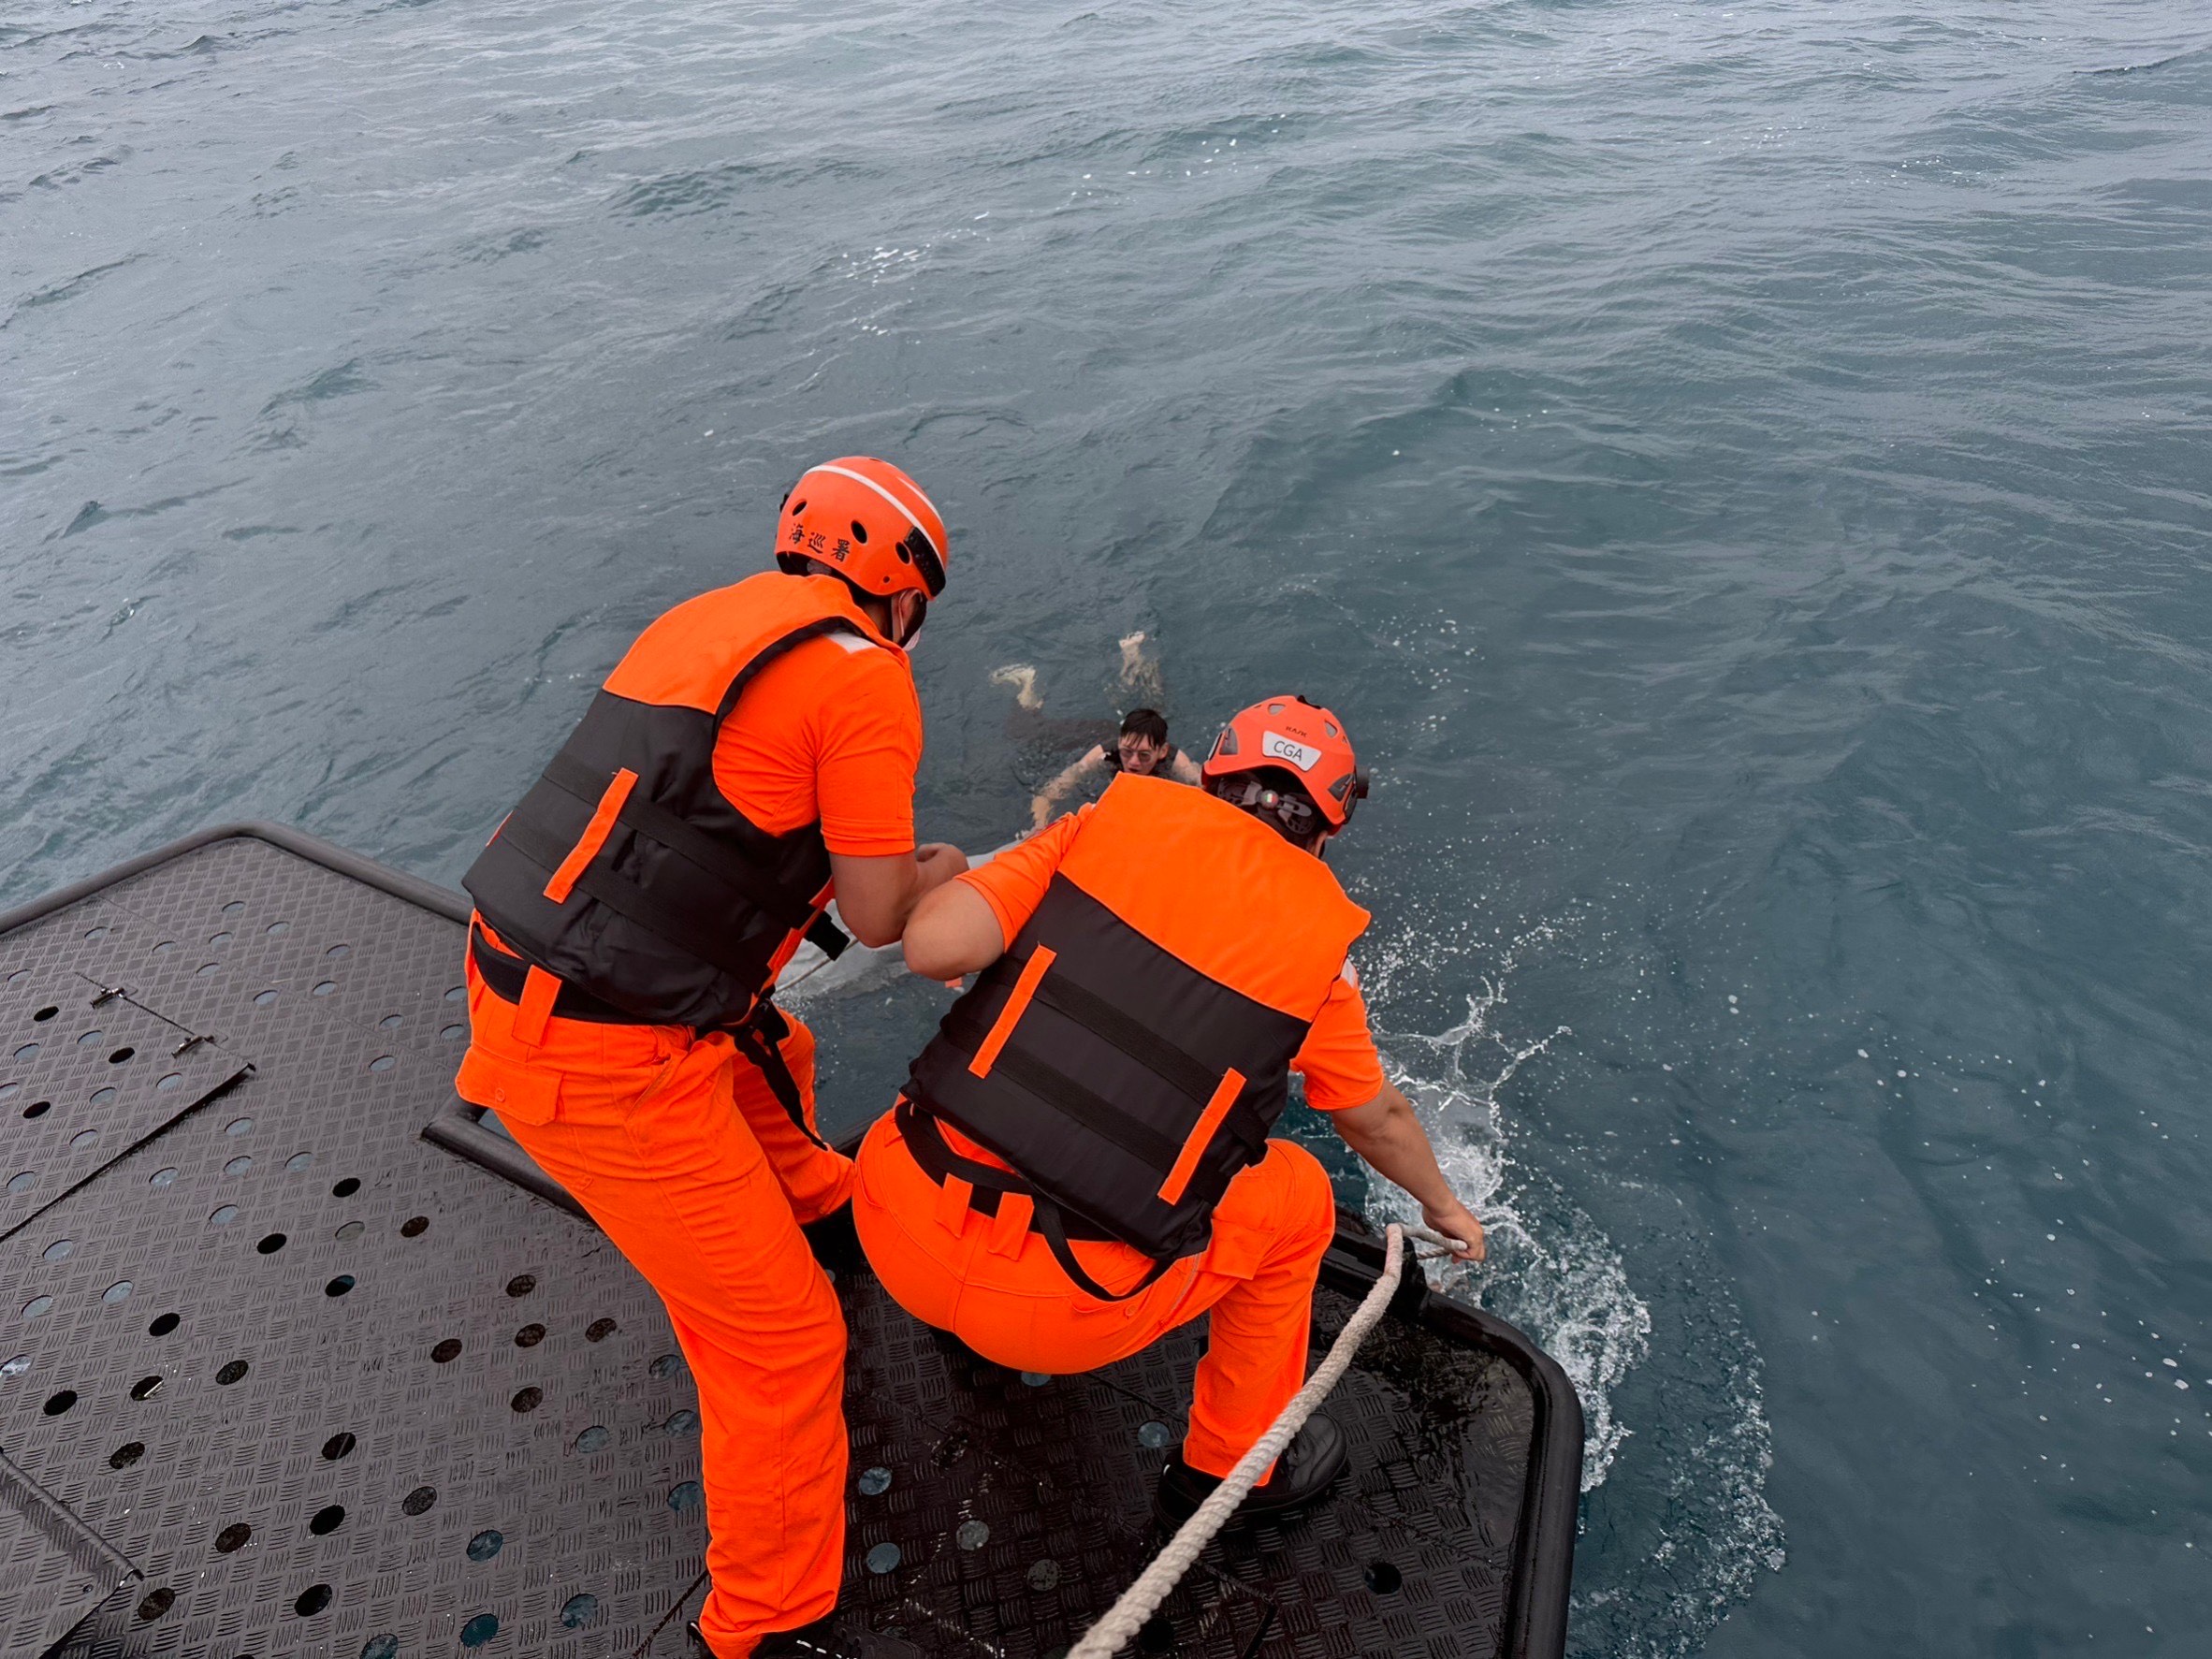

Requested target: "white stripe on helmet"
[{"left": 806, "top": 464, "right": 942, "bottom": 558}]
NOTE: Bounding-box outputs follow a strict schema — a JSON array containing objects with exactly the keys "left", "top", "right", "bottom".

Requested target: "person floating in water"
[
  {"left": 1028, "top": 706, "right": 1202, "bottom": 829},
  {"left": 851, "top": 694, "right": 1486, "bottom": 1528},
  {"left": 1002, "top": 632, "right": 1201, "bottom": 830}
]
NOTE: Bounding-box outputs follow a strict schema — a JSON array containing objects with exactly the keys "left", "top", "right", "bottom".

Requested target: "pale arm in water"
[
  {"left": 1329, "top": 1083, "right": 1487, "bottom": 1262},
  {"left": 830, "top": 844, "right": 970, "bottom": 949},
  {"left": 1030, "top": 747, "right": 1106, "bottom": 831}
]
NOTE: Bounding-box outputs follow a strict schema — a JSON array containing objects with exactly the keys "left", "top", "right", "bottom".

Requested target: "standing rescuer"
[
  {"left": 851, "top": 695, "right": 1486, "bottom": 1522},
  {"left": 454, "top": 458, "right": 968, "bottom": 1658}
]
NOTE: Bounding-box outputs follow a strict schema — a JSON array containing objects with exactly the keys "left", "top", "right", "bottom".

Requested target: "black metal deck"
[{"left": 0, "top": 827, "right": 1579, "bottom": 1659}]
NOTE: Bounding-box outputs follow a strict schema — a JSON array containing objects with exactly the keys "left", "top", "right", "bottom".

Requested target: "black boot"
[
  {"left": 754, "top": 1616, "right": 842, "bottom": 1657},
  {"left": 1154, "top": 1414, "right": 1349, "bottom": 1526},
  {"left": 690, "top": 1614, "right": 921, "bottom": 1658}
]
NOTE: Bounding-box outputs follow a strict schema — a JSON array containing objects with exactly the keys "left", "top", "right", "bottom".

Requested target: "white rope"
[{"left": 1067, "top": 1221, "right": 1463, "bottom": 1659}]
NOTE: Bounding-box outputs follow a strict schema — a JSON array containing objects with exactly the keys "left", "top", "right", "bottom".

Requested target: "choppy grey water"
[{"left": 7, "top": 0, "right": 2212, "bottom": 1652}]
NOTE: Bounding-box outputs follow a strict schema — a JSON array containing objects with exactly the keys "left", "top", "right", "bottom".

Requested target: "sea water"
[{"left": 5, "top": 1, "right": 2209, "bottom": 1652}]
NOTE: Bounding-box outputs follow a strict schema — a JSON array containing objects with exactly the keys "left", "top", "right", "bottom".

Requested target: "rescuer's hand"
[
  {"left": 1419, "top": 1199, "right": 1487, "bottom": 1264},
  {"left": 1329, "top": 1081, "right": 1486, "bottom": 1264},
  {"left": 831, "top": 846, "right": 968, "bottom": 948}
]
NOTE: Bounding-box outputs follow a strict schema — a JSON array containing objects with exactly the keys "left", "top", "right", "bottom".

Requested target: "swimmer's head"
[{"left": 1115, "top": 708, "right": 1172, "bottom": 774}]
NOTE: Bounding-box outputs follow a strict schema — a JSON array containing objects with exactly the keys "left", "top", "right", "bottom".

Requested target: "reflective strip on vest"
[
  {"left": 543, "top": 767, "right": 638, "bottom": 904},
  {"left": 462, "top": 572, "right": 910, "bottom": 1032},
  {"left": 968, "top": 946, "right": 1055, "bottom": 1080},
  {"left": 1157, "top": 1067, "right": 1246, "bottom": 1207}
]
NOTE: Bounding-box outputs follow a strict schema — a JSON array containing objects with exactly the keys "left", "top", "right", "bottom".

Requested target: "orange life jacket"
[
  {"left": 464, "top": 571, "right": 912, "bottom": 1031},
  {"left": 901, "top": 773, "right": 1370, "bottom": 1297}
]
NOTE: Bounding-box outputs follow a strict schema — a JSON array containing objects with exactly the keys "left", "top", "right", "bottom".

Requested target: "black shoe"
[
  {"left": 755, "top": 1617, "right": 841, "bottom": 1657},
  {"left": 690, "top": 1614, "right": 922, "bottom": 1658},
  {"left": 1154, "top": 1414, "right": 1349, "bottom": 1526}
]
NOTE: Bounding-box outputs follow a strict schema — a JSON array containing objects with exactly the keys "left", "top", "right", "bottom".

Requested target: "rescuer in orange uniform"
[
  {"left": 454, "top": 458, "right": 968, "bottom": 1657},
  {"left": 851, "top": 695, "right": 1486, "bottom": 1521}
]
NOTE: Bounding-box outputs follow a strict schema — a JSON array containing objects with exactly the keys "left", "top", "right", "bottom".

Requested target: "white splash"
[
  {"left": 1572, "top": 1325, "right": 1788, "bottom": 1659},
  {"left": 1365, "top": 924, "right": 1651, "bottom": 1488},
  {"left": 1358, "top": 917, "right": 1787, "bottom": 1651}
]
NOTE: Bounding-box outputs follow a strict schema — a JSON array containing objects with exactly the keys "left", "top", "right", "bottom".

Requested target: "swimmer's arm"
[
  {"left": 1170, "top": 749, "right": 1203, "bottom": 784},
  {"left": 1328, "top": 1083, "right": 1486, "bottom": 1261},
  {"left": 900, "top": 880, "right": 1006, "bottom": 980},
  {"left": 830, "top": 846, "right": 969, "bottom": 949},
  {"left": 1030, "top": 746, "right": 1105, "bottom": 830}
]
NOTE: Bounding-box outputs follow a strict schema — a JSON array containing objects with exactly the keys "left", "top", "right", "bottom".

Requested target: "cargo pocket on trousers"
[
  {"left": 455, "top": 1048, "right": 561, "bottom": 1128},
  {"left": 1201, "top": 1215, "right": 1273, "bottom": 1283}
]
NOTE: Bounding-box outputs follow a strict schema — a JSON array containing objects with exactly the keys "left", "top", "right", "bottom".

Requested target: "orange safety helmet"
[
  {"left": 775, "top": 456, "right": 948, "bottom": 602},
  {"left": 1202, "top": 693, "right": 1370, "bottom": 831}
]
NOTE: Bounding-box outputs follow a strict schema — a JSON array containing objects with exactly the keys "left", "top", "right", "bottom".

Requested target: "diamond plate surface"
[
  {"left": 0, "top": 1444, "right": 140, "bottom": 1658},
  {"left": 0, "top": 835, "right": 1539, "bottom": 1659},
  {"left": 0, "top": 968, "right": 247, "bottom": 1244},
  {"left": 0, "top": 839, "right": 691, "bottom": 1659},
  {"left": 824, "top": 1273, "right": 1531, "bottom": 1659}
]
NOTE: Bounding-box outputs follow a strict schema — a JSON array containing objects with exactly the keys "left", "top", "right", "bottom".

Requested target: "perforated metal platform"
[{"left": 0, "top": 827, "right": 1579, "bottom": 1659}]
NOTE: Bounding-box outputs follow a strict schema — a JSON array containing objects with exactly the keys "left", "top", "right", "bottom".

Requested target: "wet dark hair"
[{"left": 1119, "top": 708, "right": 1170, "bottom": 745}]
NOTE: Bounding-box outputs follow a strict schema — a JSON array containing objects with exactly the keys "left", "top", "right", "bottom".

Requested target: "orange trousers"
[
  {"left": 851, "top": 1111, "right": 1336, "bottom": 1477},
  {"left": 458, "top": 974, "right": 851, "bottom": 1659}
]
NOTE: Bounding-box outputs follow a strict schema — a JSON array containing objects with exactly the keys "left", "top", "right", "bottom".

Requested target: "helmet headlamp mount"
[
  {"left": 1211, "top": 774, "right": 1326, "bottom": 846},
  {"left": 1201, "top": 691, "right": 1365, "bottom": 834}
]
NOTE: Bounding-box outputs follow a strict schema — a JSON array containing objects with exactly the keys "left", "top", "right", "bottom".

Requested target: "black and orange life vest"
[
  {"left": 463, "top": 572, "right": 914, "bottom": 1032},
  {"left": 901, "top": 773, "right": 1370, "bottom": 1297}
]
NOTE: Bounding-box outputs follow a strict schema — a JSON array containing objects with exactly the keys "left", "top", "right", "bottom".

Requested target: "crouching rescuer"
[
  {"left": 454, "top": 458, "right": 968, "bottom": 1657},
  {"left": 851, "top": 695, "right": 1485, "bottom": 1522}
]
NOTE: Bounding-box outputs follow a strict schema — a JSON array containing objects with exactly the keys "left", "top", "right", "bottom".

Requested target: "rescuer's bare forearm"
[
  {"left": 831, "top": 844, "right": 969, "bottom": 948},
  {"left": 1329, "top": 1081, "right": 1486, "bottom": 1260}
]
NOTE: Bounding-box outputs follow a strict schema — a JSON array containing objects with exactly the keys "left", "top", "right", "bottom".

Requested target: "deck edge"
[{"left": 0, "top": 823, "right": 471, "bottom": 939}]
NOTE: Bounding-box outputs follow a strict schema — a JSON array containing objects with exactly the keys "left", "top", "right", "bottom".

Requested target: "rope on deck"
[{"left": 1068, "top": 1221, "right": 1465, "bottom": 1659}]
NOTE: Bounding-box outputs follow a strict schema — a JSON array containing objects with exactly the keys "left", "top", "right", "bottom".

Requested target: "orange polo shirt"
[
  {"left": 711, "top": 629, "right": 923, "bottom": 857},
  {"left": 959, "top": 808, "right": 1386, "bottom": 1111}
]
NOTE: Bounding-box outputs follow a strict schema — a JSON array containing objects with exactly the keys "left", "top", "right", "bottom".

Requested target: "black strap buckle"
[
  {"left": 728, "top": 1000, "right": 830, "bottom": 1152},
  {"left": 468, "top": 927, "right": 631, "bottom": 1024},
  {"left": 893, "top": 1103, "right": 1175, "bottom": 1304}
]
